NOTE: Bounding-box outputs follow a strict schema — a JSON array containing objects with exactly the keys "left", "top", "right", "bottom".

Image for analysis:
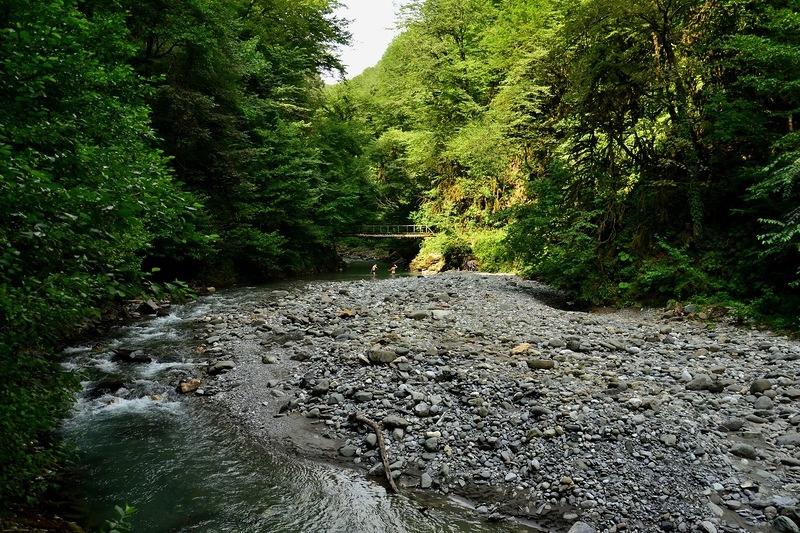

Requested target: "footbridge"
[{"left": 338, "top": 224, "right": 435, "bottom": 239}]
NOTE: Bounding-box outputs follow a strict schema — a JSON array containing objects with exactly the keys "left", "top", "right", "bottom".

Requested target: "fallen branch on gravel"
[{"left": 349, "top": 412, "right": 399, "bottom": 494}]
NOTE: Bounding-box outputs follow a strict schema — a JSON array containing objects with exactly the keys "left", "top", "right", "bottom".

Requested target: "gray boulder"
[
  {"left": 208, "top": 361, "right": 235, "bottom": 375},
  {"left": 368, "top": 348, "right": 397, "bottom": 364}
]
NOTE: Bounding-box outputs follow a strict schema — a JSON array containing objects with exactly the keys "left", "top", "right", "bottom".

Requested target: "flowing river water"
[{"left": 60, "top": 262, "right": 528, "bottom": 532}]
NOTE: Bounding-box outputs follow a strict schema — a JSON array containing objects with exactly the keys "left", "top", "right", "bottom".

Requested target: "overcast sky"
[{"left": 325, "top": 0, "right": 405, "bottom": 82}]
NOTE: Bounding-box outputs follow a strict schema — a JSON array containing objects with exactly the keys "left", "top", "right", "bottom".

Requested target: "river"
[{"left": 60, "top": 261, "right": 528, "bottom": 532}]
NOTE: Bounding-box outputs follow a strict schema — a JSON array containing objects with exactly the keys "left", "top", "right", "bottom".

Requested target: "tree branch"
[{"left": 349, "top": 412, "right": 400, "bottom": 493}]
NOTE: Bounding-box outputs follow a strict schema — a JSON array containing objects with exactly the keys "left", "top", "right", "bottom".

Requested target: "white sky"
[{"left": 325, "top": 0, "right": 405, "bottom": 82}]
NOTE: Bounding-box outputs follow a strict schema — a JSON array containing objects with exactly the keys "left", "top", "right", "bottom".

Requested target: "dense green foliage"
[
  {"left": 337, "top": 0, "right": 800, "bottom": 326},
  {"left": 103, "top": 0, "right": 376, "bottom": 281},
  {"left": 0, "top": 0, "right": 208, "bottom": 505},
  {"left": 1, "top": 0, "right": 361, "bottom": 508}
]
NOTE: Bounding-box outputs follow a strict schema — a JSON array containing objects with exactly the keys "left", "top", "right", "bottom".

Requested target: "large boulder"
[
  {"left": 410, "top": 253, "right": 445, "bottom": 273},
  {"left": 86, "top": 377, "right": 125, "bottom": 399}
]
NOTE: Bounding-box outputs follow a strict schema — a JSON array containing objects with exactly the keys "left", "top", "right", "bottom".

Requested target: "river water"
[{"left": 60, "top": 262, "right": 527, "bottom": 532}]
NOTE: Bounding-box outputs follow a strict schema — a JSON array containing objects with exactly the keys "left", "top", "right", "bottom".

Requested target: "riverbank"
[{"left": 186, "top": 271, "right": 800, "bottom": 532}]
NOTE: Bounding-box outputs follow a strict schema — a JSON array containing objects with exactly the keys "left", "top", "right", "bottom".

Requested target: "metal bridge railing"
[
  {"left": 338, "top": 225, "right": 435, "bottom": 238},
  {"left": 354, "top": 225, "right": 434, "bottom": 235}
]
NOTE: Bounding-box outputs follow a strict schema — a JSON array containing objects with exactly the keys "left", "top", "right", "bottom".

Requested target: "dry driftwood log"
[{"left": 349, "top": 411, "right": 399, "bottom": 493}]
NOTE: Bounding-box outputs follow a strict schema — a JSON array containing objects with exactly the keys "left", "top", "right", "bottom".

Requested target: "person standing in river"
[
  {"left": 371, "top": 263, "right": 378, "bottom": 276},
  {"left": 390, "top": 264, "right": 397, "bottom": 277}
]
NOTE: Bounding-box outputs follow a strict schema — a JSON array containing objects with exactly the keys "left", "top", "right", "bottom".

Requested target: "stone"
[
  {"left": 785, "top": 388, "right": 800, "bottom": 399},
  {"left": 773, "top": 516, "right": 800, "bottom": 533},
  {"left": 290, "top": 350, "right": 312, "bottom": 362},
  {"left": 548, "top": 338, "right": 566, "bottom": 348},
  {"left": 530, "top": 405, "right": 551, "bottom": 417},
  {"left": 354, "top": 390, "right": 374, "bottom": 402},
  {"left": 137, "top": 299, "right": 160, "bottom": 315},
  {"left": 111, "top": 349, "right": 152, "bottom": 364},
  {"left": 699, "top": 520, "right": 717, "bottom": 533},
  {"left": 750, "top": 379, "right": 773, "bottom": 394},
  {"left": 312, "top": 379, "right": 330, "bottom": 396},
  {"left": 511, "top": 343, "right": 533, "bottom": 355},
  {"left": 421, "top": 472, "right": 433, "bottom": 489},
  {"left": 706, "top": 500, "right": 725, "bottom": 518},
  {"left": 208, "top": 361, "right": 235, "bottom": 375},
  {"left": 724, "top": 499, "right": 742, "bottom": 510},
  {"left": 339, "top": 444, "right": 357, "bottom": 457},
  {"left": 661, "top": 434, "right": 677, "bottom": 447},
  {"left": 328, "top": 393, "right": 344, "bottom": 405},
  {"left": 776, "top": 433, "right": 800, "bottom": 447},
  {"left": 754, "top": 395, "right": 773, "bottom": 410},
  {"left": 415, "top": 402, "right": 431, "bottom": 417},
  {"left": 177, "top": 378, "right": 201, "bottom": 394},
  {"left": 686, "top": 374, "right": 714, "bottom": 391},
  {"left": 729, "top": 443, "right": 758, "bottom": 459},
  {"left": 368, "top": 348, "right": 397, "bottom": 363},
  {"left": 424, "top": 437, "right": 439, "bottom": 452},
  {"left": 527, "top": 359, "right": 555, "bottom": 370},
  {"left": 382, "top": 415, "right": 410, "bottom": 429},
  {"left": 567, "top": 522, "right": 597, "bottom": 533},
  {"left": 720, "top": 418, "right": 746, "bottom": 432}
]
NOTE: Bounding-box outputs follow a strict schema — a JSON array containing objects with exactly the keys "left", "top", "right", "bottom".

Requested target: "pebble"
[{"left": 201, "top": 271, "right": 800, "bottom": 532}]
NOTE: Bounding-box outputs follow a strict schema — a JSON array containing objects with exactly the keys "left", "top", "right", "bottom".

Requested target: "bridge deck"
[{"left": 338, "top": 225, "right": 435, "bottom": 239}]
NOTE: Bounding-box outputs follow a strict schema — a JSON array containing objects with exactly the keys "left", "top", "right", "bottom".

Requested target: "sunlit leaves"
[{"left": 347, "top": 0, "right": 800, "bottom": 313}]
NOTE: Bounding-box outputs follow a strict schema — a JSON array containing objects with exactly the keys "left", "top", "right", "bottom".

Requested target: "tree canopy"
[
  {"left": 338, "top": 0, "right": 800, "bottom": 321},
  {"left": 0, "top": 0, "right": 361, "bottom": 506}
]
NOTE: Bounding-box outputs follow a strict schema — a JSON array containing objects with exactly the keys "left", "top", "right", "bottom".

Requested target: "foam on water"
[
  {"left": 62, "top": 345, "right": 94, "bottom": 355},
  {"left": 135, "top": 360, "right": 195, "bottom": 378},
  {"left": 65, "top": 394, "right": 183, "bottom": 432}
]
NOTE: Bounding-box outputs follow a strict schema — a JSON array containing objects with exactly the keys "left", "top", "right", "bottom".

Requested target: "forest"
[{"left": 1, "top": 0, "right": 799, "bottom": 518}]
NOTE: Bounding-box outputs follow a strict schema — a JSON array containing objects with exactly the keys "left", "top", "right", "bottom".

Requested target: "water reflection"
[
  {"left": 299, "top": 259, "right": 419, "bottom": 282},
  {"left": 65, "top": 398, "right": 523, "bottom": 532}
]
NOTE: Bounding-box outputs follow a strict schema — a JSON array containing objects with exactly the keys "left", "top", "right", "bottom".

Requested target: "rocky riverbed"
[{"left": 181, "top": 271, "right": 800, "bottom": 533}]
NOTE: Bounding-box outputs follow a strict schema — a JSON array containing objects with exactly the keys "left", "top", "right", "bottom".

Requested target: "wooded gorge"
[
  {"left": 1, "top": 0, "right": 799, "bottom": 514},
  {"left": 345, "top": 0, "right": 800, "bottom": 320}
]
